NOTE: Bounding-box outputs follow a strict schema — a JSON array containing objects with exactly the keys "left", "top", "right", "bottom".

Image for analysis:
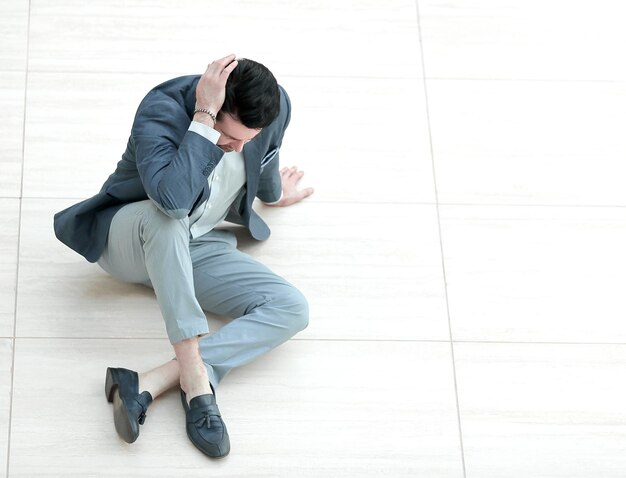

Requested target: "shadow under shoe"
[
  {"left": 180, "top": 390, "right": 231, "bottom": 458},
  {"left": 105, "top": 367, "right": 153, "bottom": 443}
]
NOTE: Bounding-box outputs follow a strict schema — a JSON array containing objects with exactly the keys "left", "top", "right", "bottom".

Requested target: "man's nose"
[{"left": 233, "top": 141, "right": 245, "bottom": 153}]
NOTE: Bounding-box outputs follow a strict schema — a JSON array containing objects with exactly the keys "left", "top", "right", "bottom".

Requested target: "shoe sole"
[{"left": 105, "top": 367, "right": 139, "bottom": 444}]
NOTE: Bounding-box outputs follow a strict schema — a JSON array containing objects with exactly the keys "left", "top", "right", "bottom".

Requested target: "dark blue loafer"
[
  {"left": 105, "top": 367, "right": 153, "bottom": 443},
  {"left": 181, "top": 390, "right": 230, "bottom": 458}
]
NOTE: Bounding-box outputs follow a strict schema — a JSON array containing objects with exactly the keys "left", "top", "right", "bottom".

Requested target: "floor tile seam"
[
  {"left": 454, "top": 340, "right": 626, "bottom": 346},
  {"left": 9, "top": 336, "right": 626, "bottom": 346},
  {"left": 13, "top": 196, "right": 626, "bottom": 209},
  {"left": 9, "top": 336, "right": 453, "bottom": 343},
  {"left": 8, "top": 69, "right": 626, "bottom": 83},
  {"left": 7, "top": 3, "right": 32, "bottom": 476},
  {"left": 425, "top": 76, "right": 626, "bottom": 84},
  {"left": 15, "top": 196, "right": 438, "bottom": 206},
  {"left": 19, "top": 69, "right": 423, "bottom": 81},
  {"left": 415, "top": 1, "right": 467, "bottom": 476},
  {"left": 436, "top": 203, "right": 626, "bottom": 209},
  {"left": 24, "top": 10, "right": 424, "bottom": 20}
]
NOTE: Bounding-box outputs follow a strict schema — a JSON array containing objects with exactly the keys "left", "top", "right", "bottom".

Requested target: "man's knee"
[{"left": 271, "top": 285, "right": 309, "bottom": 335}]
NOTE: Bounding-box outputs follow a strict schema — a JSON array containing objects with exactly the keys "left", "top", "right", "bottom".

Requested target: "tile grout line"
[
  {"left": 6, "top": 1, "right": 32, "bottom": 476},
  {"left": 0, "top": 196, "right": 441, "bottom": 206},
  {"left": 7, "top": 336, "right": 626, "bottom": 346},
  {"left": 414, "top": 1, "right": 467, "bottom": 477},
  {"left": 0, "top": 66, "right": 423, "bottom": 79},
  {"left": 10, "top": 197, "right": 626, "bottom": 209},
  {"left": 3, "top": 66, "right": 626, "bottom": 84},
  {"left": 2, "top": 69, "right": 425, "bottom": 81},
  {"left": 1, "top": 336, "right": 455, "bottom": 343}
]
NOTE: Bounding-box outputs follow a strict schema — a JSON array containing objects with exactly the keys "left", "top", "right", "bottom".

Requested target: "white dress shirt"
[
  {"left": 187, "top": 121, "right": 245, "bottom": 238},
  {"left": 186, "top": 121, "right": 281, "bottom": 239}
]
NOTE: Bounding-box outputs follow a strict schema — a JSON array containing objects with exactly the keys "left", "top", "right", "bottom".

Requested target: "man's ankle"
[{"left": 173, "top": 337, "right": 201, "bottom": 361}]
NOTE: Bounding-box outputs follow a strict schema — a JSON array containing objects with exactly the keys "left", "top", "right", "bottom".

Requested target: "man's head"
[{"left": 214, "top": 58, "right": 280, "bottom": 153}]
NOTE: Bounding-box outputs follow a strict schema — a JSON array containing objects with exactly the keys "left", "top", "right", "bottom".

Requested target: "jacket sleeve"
[
  {"left": 132, "top": 92, "right": 224, "bottom": 219},
  {"left": 257, "top": 85, "right": 291, "bottom": 203},
  {"left": 257, "top": 148, "right": 283, "bottom": 203}
]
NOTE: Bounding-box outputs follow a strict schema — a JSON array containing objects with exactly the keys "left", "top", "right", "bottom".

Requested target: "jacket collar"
[{"left": 243, "top": 138, "right": 263, "bottom": 198}]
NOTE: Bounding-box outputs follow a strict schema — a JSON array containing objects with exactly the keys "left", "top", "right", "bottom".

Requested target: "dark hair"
[{"left": 219, "top": 58, "right": 280, "bottom": 129}]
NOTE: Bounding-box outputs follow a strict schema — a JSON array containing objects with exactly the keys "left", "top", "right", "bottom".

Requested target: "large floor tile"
[
  {"left": 0, "top": 339, "right": 13, "bottom": 478},
  {"left": 280, "top": 76, "right": 436, "bottom": 204},
  {"left": 23, "top": 73, "right": 435, "bottom": 203},
  {"left": 29, "top": 0, "right": 422, "bottom": 78},
  {"left": 0, "top": 72, "right": 25, "bottom": 198},
  {"left": 0, "top": 199, "right": 20, "bottom": 337},
  {"left": 9, "top": 338, "right": 463, "bottom": 477},
  {"left": 419, "top": 0, "right": 626, "bottom": 80},
  {"left": 456, "top": 342, "right": 626, "bottom": 478},
  {"left": 440, "top": 205, "right": 626, "bottom": 343},
  {"left": 16, "top": 199, "right": 167, "bottom": 339},
  {"left": 427, "top": 79, "right": 626, "bottom": 206},
  {"left": 18, "top": 199, "right": 449, "bottom": 342},
  {"left": 0, "top": 1, "right": 29, "bottom": 71},
  {"left": 241, "top": 201, "right": 449, "bottom": 340},
  {"left": 22, "top": 71, "right": 170, "bottom": 199}
]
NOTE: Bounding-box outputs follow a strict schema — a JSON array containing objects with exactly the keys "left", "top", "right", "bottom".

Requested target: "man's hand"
[
  {"left": 269, "top": 166, "right": 315, "bottom": 207},
  {"left": 194, "top": 54, "right": 238, "bottom": 123}
]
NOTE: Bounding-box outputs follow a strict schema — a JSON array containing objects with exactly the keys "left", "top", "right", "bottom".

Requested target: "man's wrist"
[
  {"left": 194, "top": 102, "right": 218, "bottom": 123},
  {"left": 193, "top": 111, "right": 216, "bottom": 128}
]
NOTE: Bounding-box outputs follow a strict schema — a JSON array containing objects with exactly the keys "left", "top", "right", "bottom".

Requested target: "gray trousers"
[{"left": 97, "top": 200, "right": 309, "bottom": 388}]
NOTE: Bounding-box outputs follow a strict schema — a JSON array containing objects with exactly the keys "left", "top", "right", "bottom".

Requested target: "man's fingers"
[
  {"left": 222, "top": 59, "right": 238, "bottom": 77},
  {"left": 291, "top": 170, "right": 305, "bottom": 185},
  {"left": 206, "top": 54, "right": 237, "bottom": 76},
  {"left": 280, "top": 166, "right": 302, "bottom": 177},
  {"left": 214, "top": 53, "right": 237, "bottom": 67}
]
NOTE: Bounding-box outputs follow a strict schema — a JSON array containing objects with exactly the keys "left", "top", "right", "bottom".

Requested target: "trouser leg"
[
  {"left": 189, "top": 229, "right": 309, "bottom": 388},
  {"left": 97, "top": 200, "right": 209, "bottom": 343}
]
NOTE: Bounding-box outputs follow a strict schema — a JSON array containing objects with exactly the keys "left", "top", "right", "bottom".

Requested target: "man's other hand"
[{"left": 269, "top": 166, "right": 315, "bottom": 207}]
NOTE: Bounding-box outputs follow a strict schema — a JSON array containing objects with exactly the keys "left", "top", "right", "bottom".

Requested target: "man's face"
[{"left": 214, "top": 113, "right": 262, "bottom": 153}]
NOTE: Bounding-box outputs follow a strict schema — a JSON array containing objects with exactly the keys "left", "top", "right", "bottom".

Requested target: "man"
[{"left": 54, "top": 54, "right": 314, "bottom": 458}]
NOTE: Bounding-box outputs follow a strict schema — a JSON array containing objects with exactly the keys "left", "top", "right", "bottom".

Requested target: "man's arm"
[
  {"left": 257, "top": 86, "right": 314, "bottom": 207},
  {"left": 133, "top": 55, "right": 238, "bottom": 219}
]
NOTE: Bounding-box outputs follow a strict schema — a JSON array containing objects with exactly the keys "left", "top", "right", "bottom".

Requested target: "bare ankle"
[
  {"left": 173, "top": 337, "right": 200, "bottom": 361},
  {"left": 137, "top": 360, "right": 180, "bottom": 399},
  {"left": 174, "top": 337, "right": 212, "bottom": 400},
  {"left": 138, "top": 372, "right": 147, "bottom": 393}
]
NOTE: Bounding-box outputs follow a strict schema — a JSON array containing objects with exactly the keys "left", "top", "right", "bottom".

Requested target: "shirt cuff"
[
  {"left": 263, "top": 192, "right": 283, "bottom": 206},
  {"left": 188, "top": 121, "right": 221, "bottom": 144}
]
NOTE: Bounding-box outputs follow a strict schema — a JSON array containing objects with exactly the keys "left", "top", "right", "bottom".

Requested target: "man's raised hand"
[{"left": 195, "top": 54, "right": 238, "bottom": 115}]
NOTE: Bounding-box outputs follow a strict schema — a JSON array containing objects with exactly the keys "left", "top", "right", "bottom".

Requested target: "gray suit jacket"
[{"left": 54, "top": 75, "right": 290, "bottom": 263}]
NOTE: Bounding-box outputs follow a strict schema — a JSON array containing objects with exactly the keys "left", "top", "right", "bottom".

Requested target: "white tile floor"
[{"left": 2, "top": 0, "right": 626, "bottom": 476}]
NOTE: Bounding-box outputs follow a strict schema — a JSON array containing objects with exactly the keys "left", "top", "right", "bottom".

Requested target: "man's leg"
[
  {"left": 98, "top": 200, "right": 212, "bottom": 399},
  {"left": 189, "top": 229, "right": 309, "bottom": 388},
  {"left": 138, "top": 227, "right": 309, "bottom": 391},
  {"left": 135, "top": 228, "right": 308, "bottom": 395},
  {"left": 120, "top": 226, "right": 306, "bottom": 458}
]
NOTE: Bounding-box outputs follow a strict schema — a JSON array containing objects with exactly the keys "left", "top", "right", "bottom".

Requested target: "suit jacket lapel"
[{"left": 243, "top": 140, "right": 262, "bottom": 205}]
